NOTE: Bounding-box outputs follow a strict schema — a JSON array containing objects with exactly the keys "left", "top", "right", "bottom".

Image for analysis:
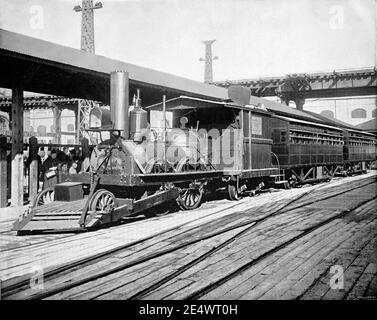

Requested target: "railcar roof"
[
  {"left": 355, "top": 118, "right": 377, "bottom": 133},
  {"left": 346, "top": 128, "right": 376, "bottom": 137},
  {"left": 303, "top": 110, "right": 356, "bottom": 129},
  {"left": 303, "top": 110, "right": 376, "bottom": 137},
  {"left": 273, "top": 115, "right": 344, "bottom": 132},
  {"left": 145, "top": 95, "right": 271, "bottom": 115},
  {"left": 248, "top": 96, "right": 325, "bottom": 124},
  {"left": 146, "top": 95, "right": 343, "bottom": 130}
]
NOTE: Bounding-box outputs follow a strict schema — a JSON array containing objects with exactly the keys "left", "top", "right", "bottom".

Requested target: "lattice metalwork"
[
  {"left": 77, "top": 99, "right": 101, "bottom": 144},
  {"left": 199, "top": 40, "right": 218, "bottom": 83},
  {"left": 74, "top": 0, "right": 103, "bottom": 53}
]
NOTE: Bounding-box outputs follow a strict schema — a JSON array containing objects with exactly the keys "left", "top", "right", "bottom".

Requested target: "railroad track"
[
  {"left": 2, "top": 175, "right": 376, "bottom": 300},
  {"left": 131, "top": 178, "right": 377, "bottom": 300},
  {"left": 0, "top": 173, "right": 330, "bottom": 288},
  {"left": 188, "top": 195, "right": 376, "bottom": 300}
]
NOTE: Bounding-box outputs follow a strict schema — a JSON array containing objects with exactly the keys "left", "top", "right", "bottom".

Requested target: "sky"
[{"left": 0, "top": 0, "right": 375, "bottom": 82}]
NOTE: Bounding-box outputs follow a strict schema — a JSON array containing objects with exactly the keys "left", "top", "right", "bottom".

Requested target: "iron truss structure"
[
  {"left": 215, "top": 67, "right": 377, "bottom": 100},
  {"left": 0, "top": 95, "right": 102, "bottom": 144}
]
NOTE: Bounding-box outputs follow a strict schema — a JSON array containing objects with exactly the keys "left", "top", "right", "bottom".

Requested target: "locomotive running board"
[
  {"left": 12, "top": 198, "right": 87, "bottom": 233},
  {"left": 84, "top": 188, "right": 180, "bottom": 228},
  {"left": 13, "top": 188, "right": 180, "bottom": 233}
]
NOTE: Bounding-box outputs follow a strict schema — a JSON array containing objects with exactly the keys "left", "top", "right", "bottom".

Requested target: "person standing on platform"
[
  {"left": 41, "top": 149, "right": 60, "bottom": 189},
  {"left": 42, "top": 149, "right": 59, "bottom": 174},
  {"left": 38, "top": 147, "right": 47, "bottom": 164}
]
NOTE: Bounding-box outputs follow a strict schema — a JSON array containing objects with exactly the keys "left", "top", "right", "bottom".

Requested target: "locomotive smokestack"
[{"left": 110, "top": 70, "right": 129, "bottom": 139}]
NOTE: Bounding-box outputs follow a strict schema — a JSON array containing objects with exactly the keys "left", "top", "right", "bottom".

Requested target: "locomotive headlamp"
[{"left": 89, "top": 107, "right": 112, "bottom": 129}]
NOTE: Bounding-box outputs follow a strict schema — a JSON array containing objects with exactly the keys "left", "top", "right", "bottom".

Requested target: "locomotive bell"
[{"left": 130, "top": 95, "right": 148, "bottom": 142}]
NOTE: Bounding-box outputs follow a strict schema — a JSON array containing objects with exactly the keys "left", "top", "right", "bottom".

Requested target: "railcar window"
[
  {"left": 289, "top": 128, "right": 343, "bottom": 145},
  {"left": 349, "top": 136, "right": 375, "bottom": 146},
  {"left": 251, "top": 116, "right": 262, "bottom": 135}
]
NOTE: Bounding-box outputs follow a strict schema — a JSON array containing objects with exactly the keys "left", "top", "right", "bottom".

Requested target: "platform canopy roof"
[{"left": 0, "top": 29, "right": 228, "bottom": 106}]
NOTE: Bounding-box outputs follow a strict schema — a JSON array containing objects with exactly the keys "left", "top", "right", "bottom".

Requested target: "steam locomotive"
[{"left": 13, "top": 71, "right": 376, "bottom": 232}]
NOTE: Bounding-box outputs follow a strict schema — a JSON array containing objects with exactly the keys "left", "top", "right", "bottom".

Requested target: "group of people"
[
  {"left": 4, "top": 145, "right": 91, "bottom": 199},
  {"left": 25, "top": 146, "right": 84, "bottom": 184}
]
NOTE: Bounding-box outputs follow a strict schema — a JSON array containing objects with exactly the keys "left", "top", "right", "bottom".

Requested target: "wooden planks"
[
  {"left": 1, "top": 172, "right": 376, "bottom": 300},
  {"left": 14, "top": 198, "right": 88, "bottom": 232}
]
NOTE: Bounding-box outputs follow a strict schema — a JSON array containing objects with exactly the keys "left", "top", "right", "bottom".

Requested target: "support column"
[
  {"left": 28, "top": 136, "right": 39, "bottom": 204},
  {"left": 294, "top": 96, "right": 305, "bottom": 111},
  {"left": 75, "top": 104, "right": 80, "bottom": 144},
  {"left": 11, "top": 84, "right": 24, "bottom": 207},
  {"left": 80, "top": 137, "right": 90, "bottom": 173},
  {"left": 0, "top": 136, "right": 7, "bottom": 207},
  {"left": 279, "top": 95, "right": 305, "bottom": 110},
  {"left": 53, "top": 105, "right": 62, "bottom": 144}
]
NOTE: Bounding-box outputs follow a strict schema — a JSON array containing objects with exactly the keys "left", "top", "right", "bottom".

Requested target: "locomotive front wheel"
[
  {"left": 89, "top": 189, "right": 118, "bottom": 214},
  {"left": 177, "top": 186, "right": 204, "bottom": 210},
  {"left": 228, "top": 184, "right": 242, "bottom": 201},
  {"left": 33, "top": 188, "right": 55, "bottom": 207}
]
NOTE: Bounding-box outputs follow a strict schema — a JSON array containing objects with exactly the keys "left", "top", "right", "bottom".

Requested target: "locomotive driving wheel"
[
  {"left": 175, "top": 158, "right": 206, "bottom": 210},
  {"left": 227, "top": 184, "right": 242, "bottom": 201},
  {"left": 177, "top": 182, "right": 204, "bottom": 210},
  {"left": 89, "top": 189, "right": 118, "bottom": 214},
  {"left": 33, "top": 188, "right": 55, "bottom": 207}
]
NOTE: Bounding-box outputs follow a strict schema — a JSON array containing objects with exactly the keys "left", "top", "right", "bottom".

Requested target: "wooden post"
[
  {"left": 11, "top": 84, "right": 24, "bottom": 207},
  {"left": 75, "top": 105, "right": 80, "bottom": 144},
  {"left": 28, "top": 136, "right": 39, "bottom": 204},
  {"left": 0, "top": 136, "right": 7, "bottom": 207},
  {"left": 162, "top": 94, "right": 167, "bottom": 172},
  {"left": 53, "top": 105, "right": 62, "bottom": 144},
  {"left": 81, "top": 137, "right": 90, "bottom": 173}
]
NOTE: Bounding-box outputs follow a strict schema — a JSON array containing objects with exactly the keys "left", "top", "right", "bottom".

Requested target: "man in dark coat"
[
  {"left": 42, "top": 149, "right": 59, "bottom": 173},
  {"left": 41, "top": 149, "right": 60, "bottom": 188}
]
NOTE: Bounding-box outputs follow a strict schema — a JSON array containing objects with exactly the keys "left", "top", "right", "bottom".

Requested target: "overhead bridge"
[{"left": 215, "top": 67, "right": 377, "bottom": 110}]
